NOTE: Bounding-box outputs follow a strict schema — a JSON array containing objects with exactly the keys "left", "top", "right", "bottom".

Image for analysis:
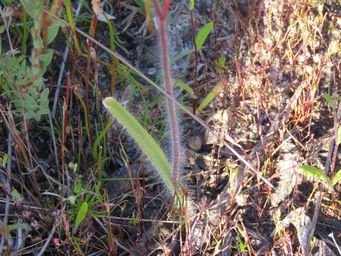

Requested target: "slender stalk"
[{"left": 153, "top": 0, "right": 181, "bottom": 195}]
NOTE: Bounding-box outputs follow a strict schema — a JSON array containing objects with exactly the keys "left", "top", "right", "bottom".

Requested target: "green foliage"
[
  {"left": 75, "top": 202, "right": 88, "bottom": 230},
  {"left": 172, "top": 21, "right": 214, "bottom": 62},
  {"left": 174, "top": 79, "right": 195, "bottom": 97},
  {"left": 1, "top": 154, "right": 8, "bottom": 166},
  {"left": 189, "top": 0, "right": 195, "bottom": 10},
  {"left": 133, "top": 0, "right": 145, "bottom": 8},
  {"left": 323, "top": 94, "right": 341, "bottom": 109},
  {"left": 92, "top": 119, "right": 114, "bottom": 161},
  {"left": 217, "top": 55, "right": 226, "bottom": 66},
  {"left": 1, "top": 0, "right": 14, "bottom": 5},
  {"left": 331, "top": 169, "right": 341, "bottom": 187},
  {"left": 47, "top": 20, "right": 64, "bottom": 45},
  {"left": 298, "top": 165, "right": 341, "bottom": 187},
  {"left": 195, "top": 21, "right": 213, "bottom": 51},
  {"left": 172, "top": 49, "right": 194, "bottom": 63},
  {"left": 0, "top": 56, "right": 49, "bottom": 120},
  {"left": 73, "top": 179, "right": 84, "bottom": 195},
  {"left": 11, "top": 189, "right": 23, "bottom": 201},
  {"left": 323, "top": 94, "right": 336, "bottom": 108},
  {"left": 0, "top": 0, "right": 62, "bottom": 120},
  {"left": 196, "top": 79, "right": 224, "bottom": 113},
  {"left": 236, "top": 235, "right": 247, "bottom": 253},
  {"left": 130, "top": 212, "right": 139, "bottom": 225},
  {"left": 299, "top": 165, "right": 331, "bottom": 185},
  {"left": 103, "top": 97, "right": 177, "bottom": 196},
  {"left": 63, "top": 0, "right": 81, "bottom": 54}
]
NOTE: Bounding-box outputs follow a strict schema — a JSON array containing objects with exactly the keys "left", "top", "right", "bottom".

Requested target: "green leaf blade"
[
  {"left": 102, "top": 97, "right": 176, "bottom": 195},
  {"left": 189, "top": 0, "right": 195, "bottom": 10},
  {"left": 331, "top": 169, "right": 341, "bottom": 186},
  {"left": 196, "top": 79, "right": 224, "bottom": 113},
  {"left": 298, "top": 165, "right": 331, "bottom": 186},
  {"left": 195, "top": 21, "right": 213, "bottom": 51},
  {"left": 174, "top": 79, "right": 194, "bottom": 97},
  {"left": 172, "top": 49, "right": 194, "bottom": 63},
  {"left": 75, "top": 202, "right": 88, "bottom": 230},
  {"left": 20, "top": 0, "right": 34, "bottom": 17},
  {"left": 47, "top": 20, "right": 63, "bottom": 45}
]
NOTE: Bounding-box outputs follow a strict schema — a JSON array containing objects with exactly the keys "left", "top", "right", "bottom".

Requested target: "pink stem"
[{"left": 153, "top": 0, "right": 181, "bottom": 195}]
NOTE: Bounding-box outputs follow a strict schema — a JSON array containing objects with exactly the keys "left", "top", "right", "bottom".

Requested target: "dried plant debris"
[
  {"left": 271, "top": 139, "right": 303, "bottom": 207},
  {"left": 275, "top": 207, "right": 339, "bottom": 256}
]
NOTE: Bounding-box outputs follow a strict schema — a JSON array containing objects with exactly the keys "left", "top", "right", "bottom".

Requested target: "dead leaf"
[{"left": 92, "top": 0, "right": 101, "bottom": 16}]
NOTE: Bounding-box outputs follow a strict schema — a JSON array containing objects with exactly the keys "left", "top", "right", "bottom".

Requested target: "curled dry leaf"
[{"left": 91, "top": 0, "right": 101, "bottom": 16}]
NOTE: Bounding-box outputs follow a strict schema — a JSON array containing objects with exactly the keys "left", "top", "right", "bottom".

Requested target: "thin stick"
[{"left": 36, "top": 214, "right": 58, "bottom": 256}]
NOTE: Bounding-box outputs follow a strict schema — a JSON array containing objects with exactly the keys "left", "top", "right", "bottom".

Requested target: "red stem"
[
  {"left": 153, "top": 0, "right": 171, "bottom": 20},
  {"left": 153, "top": 0, "right": 181, "bottom": 195},
  {"left": 62, "top": 74, "right": 71, "bottom": 170}
]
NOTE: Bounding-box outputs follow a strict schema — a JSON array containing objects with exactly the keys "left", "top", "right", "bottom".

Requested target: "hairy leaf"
[{"left": 103, "top": 97, "right": 176, "bottom": 195}]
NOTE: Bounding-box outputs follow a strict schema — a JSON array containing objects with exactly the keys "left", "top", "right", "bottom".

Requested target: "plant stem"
[{"left": 153, "top": 0, "right": 181, "bottom": 195}]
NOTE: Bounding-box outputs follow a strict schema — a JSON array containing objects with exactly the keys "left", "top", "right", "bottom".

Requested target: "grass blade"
[
  {"left": 174, "top": 79, "right": 194, "bottom": 97},
  {"left": 172, "top": 48, "right": 194, "bottom": 63},
  {"left": 196, "top": 78, "right": 224, "bottom": 113},
  {"left": 103, "top": 97, "right": 176, "bottom": 195}
]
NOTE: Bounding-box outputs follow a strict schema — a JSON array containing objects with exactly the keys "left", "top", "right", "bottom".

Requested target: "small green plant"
[
  {"left": 298, "top": 165, "right": 341, "bottom": 188},
  {"left": 0, "top": 0, "right": 62, "bottom": 121},
  {"left": 298, "top": 95, "right": 341, "bottom": 187},
  {"left": 69, "top": 179, "right": 105, "bottom": 231},
  {"left": 172, "top": 20, "right": 214, "bottom": 63}
]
